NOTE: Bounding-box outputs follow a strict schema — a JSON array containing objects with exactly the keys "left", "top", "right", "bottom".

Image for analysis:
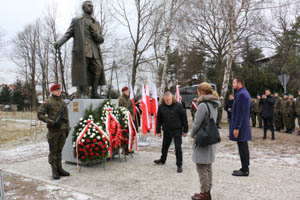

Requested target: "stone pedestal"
[{"left": 62, "top": 99, "right": 117, "bottom": 163}]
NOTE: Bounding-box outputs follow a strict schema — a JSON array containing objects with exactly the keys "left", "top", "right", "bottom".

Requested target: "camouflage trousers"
[
  {"left": 274, "top": 112, "right": 284, "bottom": 130},
  {"left": 256, "top": 113, "right": 263, "bottom": 127},
  {"left": 283, "top": 114, "right": 294, "bottom": 130},
  {"left": 47, "top": 129, "right": 67, "bottom": 169},
  {"left": 251, "top": 112, "right": 256, "bottom": 126}
]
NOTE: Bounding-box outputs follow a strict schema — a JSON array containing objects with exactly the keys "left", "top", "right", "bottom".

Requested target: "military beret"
[
  {"left": 50, "top": 84, "right": 61, "bottom": 92},
  {"left": 122, "top": 86, "right": 129, "bottom": 92}
]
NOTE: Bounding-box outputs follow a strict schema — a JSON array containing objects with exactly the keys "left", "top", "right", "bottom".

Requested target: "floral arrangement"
[{"left": 72, "top": 100, "right": 134, "bottom": 164}]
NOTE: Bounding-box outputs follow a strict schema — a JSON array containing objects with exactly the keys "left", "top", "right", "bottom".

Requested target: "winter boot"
[
  {"left": 57, "top": 160, "right": 70, "bottom": 177},
  {"left": 51, "top": 165, "right": 60, "bottom": 180},
  {"left": 191, "top": 192, "right": 211, "bottom": 200}
]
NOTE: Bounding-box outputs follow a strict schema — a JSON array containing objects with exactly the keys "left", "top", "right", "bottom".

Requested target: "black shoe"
[
  {"left": 154, "top": 159, "right": 165, "bottom": 165},
  {"left": 263, "top": 136, "right": 266, "bottom": 139},
  {"left": 52, "top": 168, "right": 60, "bottom": 180},
  {"left": 232, "top": 170, "right": 249, "bottom": 177},
  {"left": 177, "top": 166, "right": 183, "bottom": 173},
  {"left": 272, "top": 137, "right": 275, "bottom": 140},
  {"left": 233, "top": 169, "right": 242, "bottom": 173}
]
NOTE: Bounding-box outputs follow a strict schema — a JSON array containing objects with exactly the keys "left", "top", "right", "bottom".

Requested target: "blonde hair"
[{"left": 197, "top": 82, "right": 219, "bottom": 99}]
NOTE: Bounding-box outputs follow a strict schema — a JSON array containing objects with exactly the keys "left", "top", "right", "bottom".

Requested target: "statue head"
[{"left": 82, "top": 1, "right": 94, "bottom": 15}]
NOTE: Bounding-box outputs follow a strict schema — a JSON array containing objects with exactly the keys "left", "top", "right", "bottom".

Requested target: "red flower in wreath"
[
  {"left": 85, "top": 152, "right": 89, "bottom": 156},
  {"left": 86, "top": 144, "right": 90, "bottom": 149},
  {"left": 98, "top": 142, "right": 102, "bottom": 146},
  {"left": 90, "top": 152, "right": 94, "bottom": 156},
  {"left": 88, "top": 148, "right": 93, "bottom": 152},
  {"left": 95, "top": 147, "right": 99, "bottom": 151},
  {"left": 80, "top": 142, "right": 84, "bottom": 146},
  {"left": 96, "top": 153, "right": 100, "bottom": 157},
  {"left": 101, "top": 145, "right": 105, "bottom": 149},
  {"left": 81, "top": 156, "right": 85, "bottom": 159},
  {"left": 87, "top": 139, "right": 90, "bottom": 143},
  {"left": 91, "top": 157, "right": 95, "bottom": 159},
  {"left": 93, "top": 139, "right": 97, "bottom": 143},
  {"left": 91, "top": 144, "right": 95, "bottom": 148}
]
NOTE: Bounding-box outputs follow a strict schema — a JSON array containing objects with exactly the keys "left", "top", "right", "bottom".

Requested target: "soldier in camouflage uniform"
[
  {"left": 118, "top": 86, "right": 133, "bottom": 114},
  {"left": 296, "top": 90, "right": 300, "bottom": 135},
  {"left": 37, "top": 84, "right": 70, "bottom": 180},
  {"left": 273, "top": 92, "right": 282, "bottom": 132},
  {"left": 289, "top": 94, "right": 296, "bottom": 132},
  {"left": 251, "top": 98, "right": 257, "bottom": 127},
  {"left": 282, "top": 94, "right": 289, "bottom": 133},
  {"left": 254, "top": 95, "right": 263, "bottom": 128}
]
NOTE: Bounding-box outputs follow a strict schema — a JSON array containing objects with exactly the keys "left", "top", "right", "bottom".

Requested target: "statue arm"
[
  {"left": 90, "top": 22, "right": 104, "bottom": 44},
  {"left": 55, "top": 18, "right": 76, "bottom": 49}
]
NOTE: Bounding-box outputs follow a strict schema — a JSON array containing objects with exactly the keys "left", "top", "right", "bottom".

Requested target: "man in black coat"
[
  {"left": 224, "top": 94, "right": 234, "bottom": 125},
  {"left": 154, "top": 92, "right": 188, "bottom": 173},
  {"left": 261, "top": 89, "right": 275, "bottom": 140}
]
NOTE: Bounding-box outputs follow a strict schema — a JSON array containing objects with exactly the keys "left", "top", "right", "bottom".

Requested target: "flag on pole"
[
  {"left": 141, "top": 85, "right": 151, "bottom": 134},
  {"left": 192, "top": 102, "right": 198, "bottom": 111},
  {"left": 176, "top": 85, "right": 181, "bottom": 102},
  {"left": 151, "top": 86, "right": 158, "bottom": 135},
  {"left": 130, "top": 86, "right": 136, "bottom": 117}
]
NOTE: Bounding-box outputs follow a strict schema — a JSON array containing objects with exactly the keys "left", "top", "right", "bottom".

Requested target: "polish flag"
[
  {"left": 130, "top": 86, "right": 136, "bottom": 117},
  {"left": 141, "top": 85, "right": 151, "bottom": 134},
  {"left": 151, "top": 86, "right": 158, "bottom": 135},
  {"left": 176, "top": 85, "right": 181, "bottom": 102}
]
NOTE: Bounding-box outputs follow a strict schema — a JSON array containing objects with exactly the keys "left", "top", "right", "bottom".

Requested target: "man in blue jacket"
[{"left": 230, "top": 78, "right": 252, "bottom": 177}]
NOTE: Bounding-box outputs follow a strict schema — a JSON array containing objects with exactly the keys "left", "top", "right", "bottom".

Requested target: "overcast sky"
[{"left": 0, "top": 0, "right": 87, "bottom": 84}]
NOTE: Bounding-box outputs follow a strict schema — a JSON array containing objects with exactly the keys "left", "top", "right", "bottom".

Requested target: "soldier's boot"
[
  {"left": 51, "top": 165, "right": 60, "bottom": 180},
  {"left": 57, "top": 160, "right": 70, "bottom": 177}
]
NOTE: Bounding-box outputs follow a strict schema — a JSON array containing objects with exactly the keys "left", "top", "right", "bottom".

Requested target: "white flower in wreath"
[
  {"left": 76, "top": 132, "right": 79, "bottom": 136},
  {"left": 72, "top": 144, "right": 75, "bottom": 148},
  {"left": 90, "top": 135, "right": 93, "bottom": 139},
  {"left": 79, "top": 122, "right": 82, "bottom": 125},
  {"left": 97, "top": 136, "right": 101, "bottom": 140},
  {"left": 81, "top": 139, "right": 85, "bottom": 142},
  {"left": 84, "top": 120, "right": 87, "bottom": 123},
  {"left": 80, "top": 118, "right": 83, "bottom": 121}
]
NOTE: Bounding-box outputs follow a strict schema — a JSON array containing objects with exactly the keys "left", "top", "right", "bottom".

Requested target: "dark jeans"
[
  {"left": 263, "top": 118, "right": 274, "bottom": 138},
  {"left": 160, "top": 130, "right": 182, "bottom": 167},
  {"left": 237, "top": 141, "right": 250, "bottom": 173}
]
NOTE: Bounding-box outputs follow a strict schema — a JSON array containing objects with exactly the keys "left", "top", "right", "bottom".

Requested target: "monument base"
[{"left": 62, "top": 99, "right": 117, "bottom": 163}]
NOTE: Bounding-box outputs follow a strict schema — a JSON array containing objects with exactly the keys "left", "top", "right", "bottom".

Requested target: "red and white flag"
[
  {"left": 130, "top": 86, "right": 137, "bottom": 117},
  {"left": 176, "top": 85, "right": 181, "bottom": 102},
  {"left": 151, "top": 86, "right": 158, "bottom": 135},
  {"left": 141, "top": 85, "right": 151, "bottom": 134},
  {"left": 192, "top": 102, "right": 198, "bottom": 111}
]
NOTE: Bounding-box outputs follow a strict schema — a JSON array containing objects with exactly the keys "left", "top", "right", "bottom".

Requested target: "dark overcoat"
[
  {"left": 230, "top": 87, "right": 252, "bottom": 142},
  {"left": 56, "top": 17, "right": 106, "bottom": 86}
]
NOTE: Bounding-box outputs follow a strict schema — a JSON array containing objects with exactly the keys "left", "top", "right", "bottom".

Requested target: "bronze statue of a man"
[{"left": 54, "top": 1, "right": 106, "bottom": 99}]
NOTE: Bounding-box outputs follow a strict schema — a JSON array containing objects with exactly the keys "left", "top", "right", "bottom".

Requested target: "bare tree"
[
  {"left": 156, "top": 0, "right": 185, "bottom": 95},
  {"left": 0, "top": 27, "right": 5, "bottom": 60},
  {"left": 184, "top": 0, "right": 265, "bottom": 103},
  {"left": 12, "top": 23, "right": 39, "bottom": 110},
  {"left": 113, "top": 0, "right": 162, "bottom": 89}
]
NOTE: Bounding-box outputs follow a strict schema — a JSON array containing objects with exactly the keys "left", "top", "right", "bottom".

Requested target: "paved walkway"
[{"left": 1, "top": 146, "right": 300, "bottom": 199}]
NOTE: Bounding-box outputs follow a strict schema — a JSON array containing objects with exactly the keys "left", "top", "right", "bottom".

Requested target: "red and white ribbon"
[
  {"left": 105, "top": 108, "right": 122, "bottom": 157},
  {"left": 192, "top": 102, "right": 198, "bottom": 111},
  {"left": 76, "top": 120, "right": 109, "bottom": 169},
  {"left": 127, "top": 111, "right": 138, "bottom": 152}
]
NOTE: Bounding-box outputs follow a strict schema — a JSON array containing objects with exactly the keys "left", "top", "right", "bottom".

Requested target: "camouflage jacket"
[
  {"left": 253, "top": 100, "right": 263, "bottom": 113},
  {"left": 296, "top": 96, "right": 300, "bottom": 115},
  {"left": 37, "top": 95, "right": 69, "bottom": 130},
  {"left": 274, "top": 97, "right": 281, "bottom": 113},
  {"left": 118, "top": 95, "right": 133, "bottom": 113}
]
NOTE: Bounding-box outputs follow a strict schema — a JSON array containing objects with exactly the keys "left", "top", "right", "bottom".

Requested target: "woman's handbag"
[{"left": 195, "top": 102, "right": 221, "bottom": 147}]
